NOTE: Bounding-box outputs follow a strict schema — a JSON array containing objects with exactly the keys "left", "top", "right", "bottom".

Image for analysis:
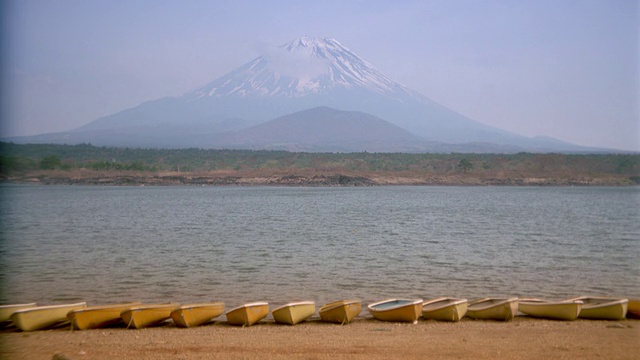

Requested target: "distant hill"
[{"left": 211, "top": 106, "right": 436, "bottom": 152}]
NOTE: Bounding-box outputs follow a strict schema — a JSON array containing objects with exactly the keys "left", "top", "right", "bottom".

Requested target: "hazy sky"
[{"left": 2, "top": 0, "right": 638, "bottom": 150}]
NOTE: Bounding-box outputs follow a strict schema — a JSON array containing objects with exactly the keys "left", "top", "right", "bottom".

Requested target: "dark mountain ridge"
[{"left": 212, "top": 106, "right": 435, "bottom": 152}]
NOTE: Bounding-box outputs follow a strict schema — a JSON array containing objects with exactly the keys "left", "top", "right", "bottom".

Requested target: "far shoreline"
[
  {"left": 2, "top": 143, "right": 638, "bottom": 187},
  {"left": 2, "top": 169, "right": 638, "bottom": 187}
]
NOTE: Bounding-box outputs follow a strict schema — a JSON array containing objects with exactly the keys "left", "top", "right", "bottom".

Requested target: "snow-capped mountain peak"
[
  {"left": 188, "top": 37, "right": 413, "bottom": 99},
  {"left": 282, "top": 37, "right": 355, "bottom": 60},
  {"left": 10, "top": 36, "right": 589, "bottom": 152}
]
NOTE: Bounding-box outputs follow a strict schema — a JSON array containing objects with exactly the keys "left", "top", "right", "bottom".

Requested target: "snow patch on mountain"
[{"left": 188, "top": 37, "right": 416, "bottom": 99}]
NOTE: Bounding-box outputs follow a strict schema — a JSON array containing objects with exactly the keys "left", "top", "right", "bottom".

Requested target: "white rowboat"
[
  {"left": 11, "top": 302, "right": 87, "bottom": 331},
  {"left": 272, "top": 301, "right": 315, "bottom": 325},
  {"left": 566, "top": 297, "right": 628, "bottom": 320},
  {"left": 368, "top": 299, "right": 423, "bottom": 323},
  {"left": 422, "top": 298, "right": 468, "bottom": 322},
  {"left": 467, "top": 298, "right": 519, "bottom": 321},
  {"left": 518, "top": 299, "right": 582, "bottom": 321}
]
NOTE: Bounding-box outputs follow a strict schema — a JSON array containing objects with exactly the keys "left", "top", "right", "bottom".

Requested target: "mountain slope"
[
  {"left": 179, "top": 36, "right": 535, "bottom": 145},
  {"left": 5, "top": 37, "right": 607, "bottom": 152}
]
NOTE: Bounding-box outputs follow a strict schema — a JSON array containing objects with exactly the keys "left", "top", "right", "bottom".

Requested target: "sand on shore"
[{"left": 1, "top": 317, "right": 638, "bottom": 360}]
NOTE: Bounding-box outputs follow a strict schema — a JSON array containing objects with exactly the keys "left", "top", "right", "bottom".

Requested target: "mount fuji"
[{"left": 8, "top": 37, "right": 596, "bottom": 152}]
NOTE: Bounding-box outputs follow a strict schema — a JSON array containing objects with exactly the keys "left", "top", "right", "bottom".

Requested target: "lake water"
[{"left": 1, "top": 184, "right": 638, "bottom": 309}]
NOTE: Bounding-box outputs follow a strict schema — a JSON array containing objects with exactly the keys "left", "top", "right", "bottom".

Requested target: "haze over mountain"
[{"left": 6, "top": 37, "right": 612, "bottom": 153}]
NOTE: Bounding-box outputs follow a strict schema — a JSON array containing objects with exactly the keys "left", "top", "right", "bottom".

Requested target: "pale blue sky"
[{"left": 2, "top": 0, "right": 638, "bottom": 150}]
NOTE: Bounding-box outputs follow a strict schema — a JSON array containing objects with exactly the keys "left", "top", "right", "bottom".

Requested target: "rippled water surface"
[{"left": 1, "top": 185, "right": 638, "bottom": 307}]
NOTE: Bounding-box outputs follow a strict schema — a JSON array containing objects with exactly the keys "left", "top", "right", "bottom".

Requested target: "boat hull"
[
  {"left": 368, "top": 299, "right": 423, "bottom": 323},
  {"left": 422, "top": 298, "right": 468, "bottom": 322},
  {"left": 627, "top": 299, "right": 640, "bottom": 319},
  {"left": 518, "top": 299, "right": 582, "bottom": 321},
  {"left": 319, "top": 300, "right": 361, "bottom": 324},
  {"left": 567, "top": 297, "right": 628, "bottom": 320},
  {"left": 10, "top": 302, "right": 87, "bottom": 332},
  {"left": 120, "top": 304, "right": 180, "bottom": 329},
  {"left": 170, "top": 303, "right": 225, "bottom": 328},
  {"left": 226, "top": 302, "right": 269, "bottom": 326},
  {"left": 467, "top": 298, "right": 519, "bottom": 321},
  {"left": 272, "top": 301, "right": 315, "bottom": 325},
  {"left": 68, "top": 302, "right": 142, "bottom": 330},
  {"left": 0, "top": 303, "right": 37, "bottom": 324}
]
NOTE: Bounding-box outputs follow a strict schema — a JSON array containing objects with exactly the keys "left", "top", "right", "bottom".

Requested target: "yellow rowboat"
[
  {"left": 120, "top": 304, "right": 180, "bottom": 329},
  {"left": 67, "top": 302, "right": 142, "bottom": 330},
  {"left": 467, "top": 298, "right": 519, "bottom": 321},
  {"left": 368, "top": 299, "right": 423, "bottom": 323},
  {"left": 170, "top": 302, "right": 225, "bottom": 328},
  {"left": 272, "top": 301, "right": 315, "bottom": 325},
  {"left": 422, "top": 298, "right": 468, "bottom": 322},
  {"left": 627, "top": 299, "right": 640, "bottom": 319},
  {"left": 10, "top": 302, "right": 87, "bottom": 331},
  {"left": 319, "top": 300, "right": 361, "bottom": 324},
  {"left": 0, "top": 303, "right": 37, "bottom": 324},
  {"left": 566, "top": 297, "right": 628, "bottom": 320},
  {"left": 226, "top": 302, "right": 269, "bottom": 326},
  {"left": 518, "top": 299, "right": 582, "bottom": 321}
]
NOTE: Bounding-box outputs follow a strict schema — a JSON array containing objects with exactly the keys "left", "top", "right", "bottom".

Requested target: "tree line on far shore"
[{"left": 0, "top": 142, "right": 638, "bottom": 182}]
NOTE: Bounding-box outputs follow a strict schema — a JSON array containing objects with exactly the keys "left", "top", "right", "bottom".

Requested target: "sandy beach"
[{"left": 2, "top": 317, "right": 638, "bottom": 360}]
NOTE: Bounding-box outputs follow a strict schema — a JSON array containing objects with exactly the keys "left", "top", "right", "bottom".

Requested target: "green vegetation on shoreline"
[{"left": 1, "top": 142, "right": 638, "bottom": 186}]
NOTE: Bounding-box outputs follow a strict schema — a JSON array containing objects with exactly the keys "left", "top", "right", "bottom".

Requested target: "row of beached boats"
[{"left": 1, "top": 296, "right": 637, "bottom": 332}]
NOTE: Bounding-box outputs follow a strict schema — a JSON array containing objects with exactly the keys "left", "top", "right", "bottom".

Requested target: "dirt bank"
[
  {"left": 5, "top": 169, "right": 637, "bottom": 186},
  {"left": 2, "top": 317, "right": 638, "bottom": 359}
]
